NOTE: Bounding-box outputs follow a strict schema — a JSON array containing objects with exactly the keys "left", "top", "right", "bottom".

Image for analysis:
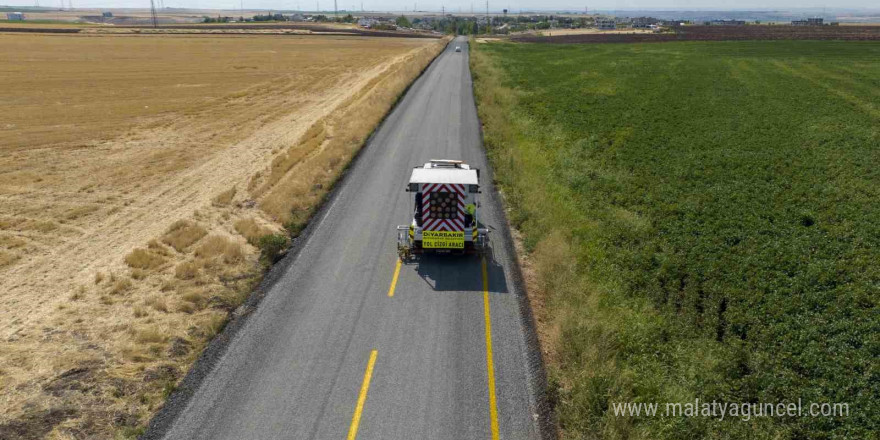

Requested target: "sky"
[{"left": 4, "top": 0, "right": 878, "bottom": 12}]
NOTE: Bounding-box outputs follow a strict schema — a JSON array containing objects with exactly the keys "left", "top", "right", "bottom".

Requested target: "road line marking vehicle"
[{"left": 397, "top": 160, "right": 489, "bottom": 259}]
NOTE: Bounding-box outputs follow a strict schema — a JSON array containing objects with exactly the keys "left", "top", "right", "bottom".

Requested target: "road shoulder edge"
[{"left": 468, "top": 37, "right": 559, "bottom": 440}]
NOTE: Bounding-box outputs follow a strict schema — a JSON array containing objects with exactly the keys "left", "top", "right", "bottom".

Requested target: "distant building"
[
  {"left": 102, "top": 11, "right": 113, "bottom": 18},
  {"left": 6, "top": 12, "right": 25, "bottom": 21},
  {"left": 595, "top": 18, "right": 616, "bottom": 30},
  {"left": 708, "top": 19, "right": 746, "bottom": 25},
  {"left": 631, "top": 16, "right": 659, "bottom": 28},
  {"left": 792, "top": 17, "right": 824, "bottom": 26}
]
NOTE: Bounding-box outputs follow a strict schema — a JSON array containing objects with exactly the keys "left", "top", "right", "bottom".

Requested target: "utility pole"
[
  {"left": 486, "top": 0, "right": 490, "bottom": 34},
  {"left": 149, "top": 0, "right": 158, "bottom": 28},
  {"left": 333, "top": 0, "right": 337, "bottom": 19}
]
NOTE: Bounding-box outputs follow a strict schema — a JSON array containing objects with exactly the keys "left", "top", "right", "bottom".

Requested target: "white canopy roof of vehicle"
[{"left": 409, "top": 160, "right": 478, "bottom": 185}]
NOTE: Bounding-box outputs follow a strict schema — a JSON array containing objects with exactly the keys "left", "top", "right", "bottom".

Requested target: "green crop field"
[{"left": 471, "top": 41, "right": 879, "bottom": 439}]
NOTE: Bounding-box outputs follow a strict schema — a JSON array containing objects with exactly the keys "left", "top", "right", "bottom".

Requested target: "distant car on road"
[{"left": 455, "top": 46, "right": 462, "bottom": 52}]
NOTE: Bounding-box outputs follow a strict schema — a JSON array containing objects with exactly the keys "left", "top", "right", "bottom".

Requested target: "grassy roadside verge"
[{"left": 471, "top": 40, "right": 879, "bottom": 439}]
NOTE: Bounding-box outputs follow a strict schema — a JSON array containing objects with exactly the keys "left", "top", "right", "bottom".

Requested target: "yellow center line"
[
  {"left": 387, "top": 258, "right": 402, "bottom": 297},
  {"left": 482, "top": 257, "right": 500, "bottom": 440},
  {"left": 347, "top": 349, "right": 378, "bottom": 440}
]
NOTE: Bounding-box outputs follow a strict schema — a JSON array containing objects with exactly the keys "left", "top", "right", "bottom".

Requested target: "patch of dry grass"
[
  {"left": 174, "top": 261, "right": 199, "bottom": 280},
  {"left": 124, "top": 248, "right": 167, "bottom": 270},
  {"left": 131, "top": 268, "right": 148, "bottom": 280},
  {"left": 145, "top": 295, "right": 169, "bottom": 313},
  {"left": 234, "top": 217, "right": 273, "bottom": 245},
  {"left": 251, "top": 120, "right": 327, "bottom": 198},
  {"left": 133, "top": 326, "right": 168, "bottom": 344},
  {"left": 0, "top": 235, "right": 27, "bottom": 249},
  {"left": 194, "top": 235, "right": 244, "bottom": 264},
  {"left": 133, "top": 305, "right": 148, "bottom": 318},
  {"left": 161, "top": 220, "right": 208, "bottom": 252},
  {"left": 69, "top": 285, "right": 87, "bottom": 301},
  {"left": 212, "top": 187, "right": 237, "bottom": 207},
  {"left": 108, "top": 278, "right": 133, "bottom": 295},
  {"left": 0, "top": 250, "right": 18, "bottom": 268}
]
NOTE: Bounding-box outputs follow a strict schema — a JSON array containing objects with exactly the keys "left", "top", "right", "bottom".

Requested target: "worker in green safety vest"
[{"left": 465, "top": 203, "right": 476, "bottom": 227}]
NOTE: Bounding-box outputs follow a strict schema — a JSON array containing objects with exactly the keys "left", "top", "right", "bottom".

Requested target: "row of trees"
[
  {"left": 403, "top": 15, "right": 595, "bottom": 35},
  {"left": 252, "top": 13, "right": 286, "bottom": 22},
  {"left": 203, "top": 12, "right": 599, "bottom": 35},
  {"left": 202, "top": 13, "right": 358, "bottom": 24}
]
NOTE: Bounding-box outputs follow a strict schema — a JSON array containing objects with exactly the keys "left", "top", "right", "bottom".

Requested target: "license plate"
[{"left": 422, "top": 230, "right": 464, "bottom": 249}]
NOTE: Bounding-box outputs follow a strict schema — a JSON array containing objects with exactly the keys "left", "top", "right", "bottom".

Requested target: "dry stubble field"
[{"left": 0, "top": 32, "right": 445, "bottom": 438}]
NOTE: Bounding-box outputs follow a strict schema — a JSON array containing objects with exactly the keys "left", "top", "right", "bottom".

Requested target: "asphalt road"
[{"left": 152, "top": 36, "right": 544, "bottom": 440}]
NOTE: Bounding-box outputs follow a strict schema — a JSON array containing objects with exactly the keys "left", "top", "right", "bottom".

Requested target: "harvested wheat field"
[{"left": 0, "top": 32, "right": 446, "bottom": 438}]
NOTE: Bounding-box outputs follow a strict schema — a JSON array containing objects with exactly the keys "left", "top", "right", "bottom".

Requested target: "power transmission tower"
[
  {"left": 333, "top": 0, "right": 337, "bottom": 18},
  {"left": 486, "top": 0, "right": 490, "bottom": 34},
  {"left": 149, "top": 0, "right": 158, "bottom": 28}
]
